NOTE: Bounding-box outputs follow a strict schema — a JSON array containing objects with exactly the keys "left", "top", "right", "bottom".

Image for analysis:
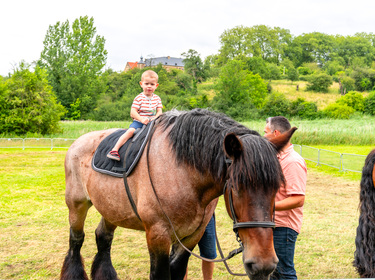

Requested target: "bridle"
[
  {"left": 224, "top": 179, "right": 275, "bottom": 245},
  {"left": 223, "top": 159, "right": 275, "bottom": 246}
]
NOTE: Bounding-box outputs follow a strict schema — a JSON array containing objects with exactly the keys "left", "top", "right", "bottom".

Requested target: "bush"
[
  {"left": 297, "top": 67, "right": 312, "bottom": 76},
  {"left": 364, "top": 91, "right": 375, "bottom": 115},
  {"left": 0, "top": 63, "right": 66, "bottom": 135},
  {"left": 322, "top": 103, "right": 355, "bottom": 119},
  {"left": 351, "top": 68, "right": 375, "bottom": 91},
  {"left": 90, "top": 100, "right": 131, "bottom": 121},
  {"left": 306, "top": 73, "right": 333, "bottom": 92},
  {"left": 290, "top": 98, "right": 318, "bottom": 119},
  {"left": 336, "top": 91, "right": 365, "bottom": 112},
  {"left": 339, "top": 76, "right": 355, "bottom": 93},
  {"left": 261, "top": 93, "right": 291, "bottom": 117}
]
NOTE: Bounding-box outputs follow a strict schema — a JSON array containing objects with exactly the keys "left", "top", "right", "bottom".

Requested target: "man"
[{"left": 264, "top": 116, "right": 307, "bottom": 280}]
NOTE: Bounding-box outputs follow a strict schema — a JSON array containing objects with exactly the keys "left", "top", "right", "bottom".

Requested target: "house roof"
[
  {"left": 139, "top": 56, "right": 184, "bottom": 67},
  {"left": 127, "top": 62, "right": 138, "bottom": 69}
]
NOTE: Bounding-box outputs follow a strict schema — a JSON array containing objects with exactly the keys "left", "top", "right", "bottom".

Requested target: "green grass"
[{"left": 0, "top": 149, "right": 363, "bottom": 279}]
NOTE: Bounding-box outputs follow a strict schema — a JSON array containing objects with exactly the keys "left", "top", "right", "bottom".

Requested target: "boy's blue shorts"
[
  {"left": 197, "top": 216, "right": 217, "bottom": 259},
  {"left": 129, "top": 120, "right": 144, "bottom": 129}
]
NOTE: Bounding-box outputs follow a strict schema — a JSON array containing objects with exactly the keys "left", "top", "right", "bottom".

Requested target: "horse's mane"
[{"left": 157, "top": 109, "right": 282, "bottom": 193}]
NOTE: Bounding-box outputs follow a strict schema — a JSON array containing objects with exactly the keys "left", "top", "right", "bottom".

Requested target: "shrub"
[
  {"left": 364, "top": 91, "right": 375, "bottom": 115},
  {"left": 297, "top": 67, "right": 312, "bottom": 75},
  {"left": 322, "top": 103, "right": 355, "bottom": 119},
  {"left": 336, "top": 91, "right": 365, "bottom": 112},
  {"left": 0, "top": 63, "right": 66, "bottom": 135},
  {"left": 261, "top": 93, "right": 291, "bottom": 117},
  {"left": 339, "top": 76, "right": 355, "bottom": 93},
  {"left": 306, "top": 73, "right": 333, "bottom": 92},
  {"left": 267, "top": 63, "right": 281, "bottom": 80},
  {"left": 290, "top": 98, "right": 318, "bottom": 119}
]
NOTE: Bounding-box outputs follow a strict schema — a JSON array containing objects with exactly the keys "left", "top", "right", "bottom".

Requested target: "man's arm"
[{"left": 275, "top": 194, "right": 305, "bottom": 211}]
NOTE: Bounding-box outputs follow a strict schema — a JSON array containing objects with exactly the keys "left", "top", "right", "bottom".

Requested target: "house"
[
  {"left": 124, "top": 61, "right": 138, "bottom": 72},
  {"left": 124, "top": 56, "right": 184, "bottom": 72}
]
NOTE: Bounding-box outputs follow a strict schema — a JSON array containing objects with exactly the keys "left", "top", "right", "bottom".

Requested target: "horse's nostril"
[{"left": 244, "top": 259, "right": 278, "bottom": 276}]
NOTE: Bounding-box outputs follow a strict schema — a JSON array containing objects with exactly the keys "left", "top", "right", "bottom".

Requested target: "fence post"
[
  {"left": 340, "top": 153, "right": 343, "bottom": 172},
  {"left": 317, "top": 149, "right": 320, "bottom": 166},
  {"left": 51, "top": 138, "right": 53, "bottom": 150}
]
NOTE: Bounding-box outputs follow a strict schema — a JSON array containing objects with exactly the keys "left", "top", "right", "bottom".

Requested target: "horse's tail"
[{"left": 354, "top": 149, "right": 375, "bottom": 277}]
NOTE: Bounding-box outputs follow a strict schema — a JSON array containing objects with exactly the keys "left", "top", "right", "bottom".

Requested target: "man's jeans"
[{"left": 271, "top": 227, "right": 299, "bottom": 280}]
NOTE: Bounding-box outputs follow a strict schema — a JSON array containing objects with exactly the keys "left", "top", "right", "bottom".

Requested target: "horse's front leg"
[
  {"left": 146, "top": 226, "right": 172, "bottom": 280},
  {"left": 169, "top": 243, "right": 192, "bottom": 280}
]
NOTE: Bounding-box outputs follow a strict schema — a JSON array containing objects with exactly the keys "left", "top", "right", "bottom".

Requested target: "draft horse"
[
  {"left": 354, "top": 148, "right": 375, "bottom": 277},
  {"left": 60, "top": 109, "right": 295, "bottom": 280}
]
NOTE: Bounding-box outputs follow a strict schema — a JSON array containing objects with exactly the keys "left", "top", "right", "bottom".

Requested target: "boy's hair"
[
  {"left": 266, "top": 116, "right": 291, "bottom": 133},
  {"left": 141, "top": 70, "right": 158, "bottom": 81}
]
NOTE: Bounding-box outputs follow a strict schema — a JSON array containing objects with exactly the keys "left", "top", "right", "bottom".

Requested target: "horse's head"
[{"left": 223, "top": 133, "right": 283, "bottom": 279}]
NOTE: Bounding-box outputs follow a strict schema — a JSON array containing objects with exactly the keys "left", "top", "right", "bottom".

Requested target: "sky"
[{"left": 2, "top": 0, "right": 375, "bottom": 76}]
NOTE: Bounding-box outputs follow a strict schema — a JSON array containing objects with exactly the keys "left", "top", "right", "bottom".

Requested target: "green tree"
[
  {"left": 38, "top": 16, "right": 107, "bottom": 119},
  {"left": 0, "top": 62, "right": 66, "bottom": 135},
  {"left": 217, "top": 25, "right": 292, "bottom": 65},
  {"left": 287, "top": 67, "right": 299, "bottom": 83},
  {"left": 181, "top": 49, "right": 209, "bottom": 84},
  {"left": 213, "top": 59, "right": 267, "bottom": 120}
]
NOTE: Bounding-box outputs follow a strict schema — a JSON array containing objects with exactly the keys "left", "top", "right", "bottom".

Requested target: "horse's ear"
[
  {"left": 267, "top": 127, "right": 298, "bottom": 152},
  {"left": 224, "top": 133, "right": 243, "bottom": 160}
]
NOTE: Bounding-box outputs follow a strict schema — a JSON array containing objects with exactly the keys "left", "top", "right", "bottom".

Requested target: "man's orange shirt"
[{"left": 275, "top": 144, "right": 307, "bottom": 233}]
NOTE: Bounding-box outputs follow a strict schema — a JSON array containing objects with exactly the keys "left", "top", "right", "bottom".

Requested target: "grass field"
[{"left": 0, "top": 148, "right": 363, "bottom": 279}]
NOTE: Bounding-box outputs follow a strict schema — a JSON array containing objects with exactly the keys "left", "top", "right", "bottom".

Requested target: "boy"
[{"left": 107, "top": 70, "right": 162, "bottom": 161}]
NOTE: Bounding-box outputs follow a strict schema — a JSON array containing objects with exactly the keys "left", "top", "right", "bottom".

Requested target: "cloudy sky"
[{"left": 2, "top": 0, "right": 375, "bottom": 76}]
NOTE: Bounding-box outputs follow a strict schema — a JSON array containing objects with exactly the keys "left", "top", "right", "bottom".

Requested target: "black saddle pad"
[{"left": 91, "top": 122, "right": 154, "bottom": 177}]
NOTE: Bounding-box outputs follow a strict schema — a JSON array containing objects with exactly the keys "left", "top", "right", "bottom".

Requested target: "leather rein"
[{"left": 124, "top": 122, "right": 275, "bottom": 277}]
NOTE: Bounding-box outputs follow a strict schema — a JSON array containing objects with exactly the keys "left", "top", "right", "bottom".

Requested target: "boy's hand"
[{"left": 141, "top": 117, "right": 150, "bottom": 125}]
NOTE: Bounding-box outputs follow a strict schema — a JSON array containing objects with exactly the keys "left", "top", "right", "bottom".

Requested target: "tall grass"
[{"left": 243, "top": 115, "right": 375, "bottom": 146}]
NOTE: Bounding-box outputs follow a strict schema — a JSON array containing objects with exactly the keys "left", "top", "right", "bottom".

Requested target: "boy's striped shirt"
[{"left": 132, "top": 92, "right": 162, "bottom": 118}]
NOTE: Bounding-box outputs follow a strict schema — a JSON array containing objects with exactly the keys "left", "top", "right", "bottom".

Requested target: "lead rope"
[{"left": 145, "top": 124, "right": 245, "bottom": 268}]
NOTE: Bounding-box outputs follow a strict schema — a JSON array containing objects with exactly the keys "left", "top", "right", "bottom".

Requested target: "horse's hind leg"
[
  {"left": 91, "top": 217, "right": 119, "bottom": 280},
  {"left": 60, "top": 199, "right": 91, "bottom": 280}
]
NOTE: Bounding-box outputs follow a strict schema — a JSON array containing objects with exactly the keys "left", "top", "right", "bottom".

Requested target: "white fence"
[
  {"left": 0, "top": 139, "right": 367, "bottom": 173},
  {"left": 294, "top": 144, "right": 366, "bottom": 173},
  {"left": 0, "top": 138, "right": 76, "bottom": 150}
]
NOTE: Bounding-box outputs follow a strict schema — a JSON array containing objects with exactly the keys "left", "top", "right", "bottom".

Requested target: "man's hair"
[
  {"left": 266, "top": 116, "right": 291, "bottom": 133},
  {"left": 141, "top": 70, "right": 158, "bottom": 81}
]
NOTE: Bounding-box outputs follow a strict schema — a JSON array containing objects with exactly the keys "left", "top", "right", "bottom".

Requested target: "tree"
[
  {"left": 181, "top": 49, "right": 209, "bottom": 84},
  {"left": 38, "top": 16, "right": 107, "bottom": 119},
  {"left": 213, "top": 59, "right": 268, "bottom": 120},
  {"left": 217, "top": 25, "right": 292, "bottom": 65},
  {"left": 0, "top": 62, "right": 66, "bottom": 135},
  {"left": 287, "top": 67, "right": 299, "bottom": 83}
]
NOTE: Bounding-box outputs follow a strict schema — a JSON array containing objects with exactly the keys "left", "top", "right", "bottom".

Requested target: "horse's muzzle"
[{"left": 243, "top": 256, "right": 278, "bottom": 280}]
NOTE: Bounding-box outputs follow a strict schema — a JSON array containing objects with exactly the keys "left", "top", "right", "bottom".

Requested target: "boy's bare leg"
[
  {"left": 112, "top": 128, "right": 135, "bottom": 151},
  {"left": 202, "top": 260, "right": 214, "bottom": 280}
]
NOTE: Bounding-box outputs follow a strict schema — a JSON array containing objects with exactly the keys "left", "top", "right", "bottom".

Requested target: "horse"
[
  {"left": 354, "top": 148, "right": 375, "bottom": 277},
  {"left": 60, "top": 108, "right": 296, "bottom": 280}
]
